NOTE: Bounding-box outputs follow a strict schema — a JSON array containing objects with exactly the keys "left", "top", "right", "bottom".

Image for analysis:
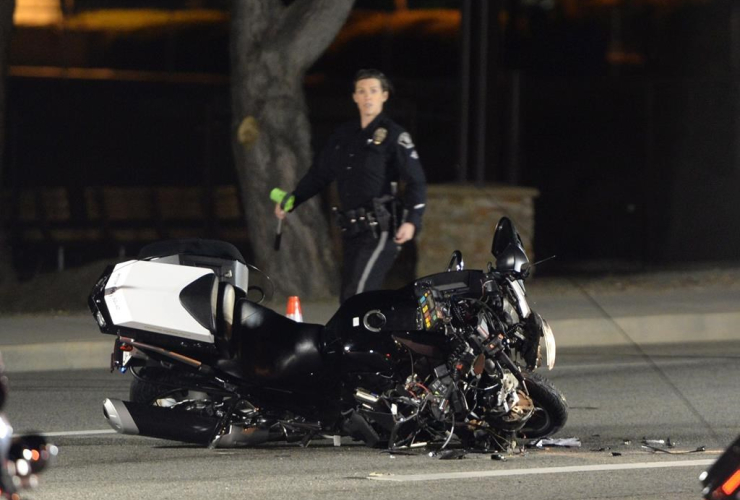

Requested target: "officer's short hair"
[{"left": 353, "top": 69, "right": 394, "bottom": 94}]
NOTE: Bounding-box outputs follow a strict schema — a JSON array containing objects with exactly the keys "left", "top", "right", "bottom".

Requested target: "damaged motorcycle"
[{"left": 89, "top": 217, "right": 567, "bottom": 452}]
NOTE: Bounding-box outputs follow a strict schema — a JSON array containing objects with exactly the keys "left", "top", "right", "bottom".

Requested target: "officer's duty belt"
[{"left": 332, "top": 198, "right": 396, "bottom": 238}]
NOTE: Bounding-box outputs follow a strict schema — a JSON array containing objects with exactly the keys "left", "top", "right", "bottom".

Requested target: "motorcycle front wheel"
[{"left": 519, "top": 371, "right": 569, "bottom": 439}]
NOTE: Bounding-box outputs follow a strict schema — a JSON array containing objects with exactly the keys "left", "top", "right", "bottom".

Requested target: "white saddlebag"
[{"left": 104, "top": 260, "right": 217, "bottom": 343}]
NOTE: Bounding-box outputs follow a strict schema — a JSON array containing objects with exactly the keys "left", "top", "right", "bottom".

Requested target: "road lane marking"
[
  {"left": 555, "top": 358, "right": 735, "bottom": 372},
  {"left": 368, "top": 459, "right": 716, "bottom": 482},
  {"left": 32, "top": 430, "right": 117, "bottom": 437}
]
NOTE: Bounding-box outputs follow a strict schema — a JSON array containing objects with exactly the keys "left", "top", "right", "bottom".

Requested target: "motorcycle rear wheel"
[{"left": 519, "top": 371, "right": 568, "bottom": 439}]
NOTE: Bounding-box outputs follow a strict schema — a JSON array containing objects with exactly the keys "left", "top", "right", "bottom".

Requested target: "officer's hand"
[
  {"left": 275, "top": 203, "right": 287, "bottom": 220},
  {"left": 394, "top": 222, "right": 415, "bottom": 244}
]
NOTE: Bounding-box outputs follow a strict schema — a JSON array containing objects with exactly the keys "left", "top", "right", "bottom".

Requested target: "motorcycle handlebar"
[{"left": 484, "top": 266, "right": 530, "bottom": 283}]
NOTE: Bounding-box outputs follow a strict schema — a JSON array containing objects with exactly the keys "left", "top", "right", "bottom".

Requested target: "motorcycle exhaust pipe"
[{"left": 103, "top": 398, "right": 219, "bottom": 445}]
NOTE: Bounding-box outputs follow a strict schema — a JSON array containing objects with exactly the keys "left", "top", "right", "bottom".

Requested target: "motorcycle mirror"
[{"left": 447, "top": 250, "right": 464, "bottom": 272}]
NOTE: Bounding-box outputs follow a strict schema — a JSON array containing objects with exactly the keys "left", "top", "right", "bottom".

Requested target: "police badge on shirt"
[{"left": 372, "top": 127, "right": 388, "bottom": 145}]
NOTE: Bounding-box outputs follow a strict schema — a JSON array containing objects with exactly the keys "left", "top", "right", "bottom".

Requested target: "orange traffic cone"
[{"left": 286, "top": 296, "right": 303, "bottom": 322}]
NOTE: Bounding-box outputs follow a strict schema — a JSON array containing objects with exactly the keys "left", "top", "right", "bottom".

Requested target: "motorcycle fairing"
[
  {"left": 103, "top": 260, "right": 218, "bottom": 343},
  {"left": 180, "top": 274, "right": 218, "bottom": 333},
  {"left": 492, "top": 217, "right": 529, "bottom": 274}
]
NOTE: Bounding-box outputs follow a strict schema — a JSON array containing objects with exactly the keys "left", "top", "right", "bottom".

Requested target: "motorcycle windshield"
[{"left": 491, "top": 217, "right": 529, "bottom": 274}]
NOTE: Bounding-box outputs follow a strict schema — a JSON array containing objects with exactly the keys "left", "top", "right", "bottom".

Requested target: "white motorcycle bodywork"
[{"left": 104, "top": 260, "right": 216, "bottom": 343}]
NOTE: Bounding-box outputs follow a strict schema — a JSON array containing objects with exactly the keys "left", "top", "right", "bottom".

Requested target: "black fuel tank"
[{"left": 324, "top": 287, "right": 438, "bottom": 374}]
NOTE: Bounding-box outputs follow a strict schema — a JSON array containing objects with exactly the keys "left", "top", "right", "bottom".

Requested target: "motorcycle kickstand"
[{"left": 207, "top": 399, "right": 239, "bottom": 450}]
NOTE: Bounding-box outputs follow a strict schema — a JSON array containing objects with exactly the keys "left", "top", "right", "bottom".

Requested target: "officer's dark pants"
[{"left": 341, "top": 230, "right": 400, "bottom": 303}]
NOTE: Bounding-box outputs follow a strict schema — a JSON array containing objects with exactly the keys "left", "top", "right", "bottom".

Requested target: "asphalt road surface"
[{"left": 4, "top": 341, "right": 739, "bottom": 500}]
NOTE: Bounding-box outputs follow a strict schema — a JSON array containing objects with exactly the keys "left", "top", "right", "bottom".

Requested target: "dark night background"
[{"left": 3, "top": 0, "right": 740, "bottom": 277}]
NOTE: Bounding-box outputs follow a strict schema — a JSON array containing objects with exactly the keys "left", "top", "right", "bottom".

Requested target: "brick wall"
[{"left": 416, "top": 184, "right": 539, "bottom": 277}]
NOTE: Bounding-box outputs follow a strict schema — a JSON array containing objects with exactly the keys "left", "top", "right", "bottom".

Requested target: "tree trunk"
[
  {"left": 733, "top": 0, "right": 740, "bottom": 169},
  {"left": 230, "top": 0, "right": 354, "bottom": 300},
  {"left": 0, "top": 0, "right": 15, "bottom": 285}
]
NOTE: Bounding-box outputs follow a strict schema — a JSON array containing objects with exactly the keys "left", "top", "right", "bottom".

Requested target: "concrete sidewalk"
[{"left": 1, "top": 272, "right": 739, "bottom": 373}]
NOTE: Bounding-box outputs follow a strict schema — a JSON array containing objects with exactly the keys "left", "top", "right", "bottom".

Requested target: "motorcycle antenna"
[{"left": 531, "top": 254, "right": 556, "bottom": 269}]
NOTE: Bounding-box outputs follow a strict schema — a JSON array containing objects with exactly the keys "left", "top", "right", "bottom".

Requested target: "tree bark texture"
[
  {"left": 732, "top": 0, "right": 740, "bottom": 168},
  {"left": 230, "top": 0, "right": 354, "bottom": 299},
  {"left": 0, "top": 0, "right": 15, "bottom": 285}
]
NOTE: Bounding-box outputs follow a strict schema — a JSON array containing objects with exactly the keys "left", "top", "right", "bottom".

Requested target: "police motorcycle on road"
[{"left": 89, "top": 217, "right": 567, "bottom": 452}]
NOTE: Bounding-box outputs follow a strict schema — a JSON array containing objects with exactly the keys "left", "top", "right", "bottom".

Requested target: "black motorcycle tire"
[
  {"left": 130, "top": 367, "right": 190, "bottom": 405},
  {"left": 519, "top": 371, "right": 568, "bottom": 439}
]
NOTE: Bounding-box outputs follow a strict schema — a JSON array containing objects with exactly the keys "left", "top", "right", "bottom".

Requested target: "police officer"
[{"left": 275, "top": 69, "right": 427, "bottom": 303}]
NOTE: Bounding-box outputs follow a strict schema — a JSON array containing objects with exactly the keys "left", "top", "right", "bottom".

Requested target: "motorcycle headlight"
[{"left": 541, "top": 317, "right": 556, "bottom": 370}]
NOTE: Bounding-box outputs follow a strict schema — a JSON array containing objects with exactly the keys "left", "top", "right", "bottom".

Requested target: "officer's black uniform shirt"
[{"left": 291, "top": 113, "right": 427, "bottom": 230}]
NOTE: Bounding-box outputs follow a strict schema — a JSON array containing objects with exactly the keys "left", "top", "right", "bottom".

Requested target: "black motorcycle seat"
[{"left": 228, "top": 299, "right": 326, "bottom": 386}]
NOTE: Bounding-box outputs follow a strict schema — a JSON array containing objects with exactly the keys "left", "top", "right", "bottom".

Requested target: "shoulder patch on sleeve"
[{"left": 398, "top": 132, "right": 415, "bottom": 149}]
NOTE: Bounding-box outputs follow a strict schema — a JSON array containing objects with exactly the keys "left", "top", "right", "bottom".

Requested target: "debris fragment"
[
  {"left": 643, "top": 438, "right": 666, "bottom": 446},
  {"left": 438, "top": 449, "right": 467, "bottom": 460},
  {"left": 532, "top": 437, "right": 582, "bottom": 448},
  {"left": 641, "top": 444, "right": 706, "bottom": 455},
  {"left": 382, "top": 449, "right": 414, "bottom": 456},
  {"left": 641, "top": 437, "right": 676, "bottom": 447}
]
